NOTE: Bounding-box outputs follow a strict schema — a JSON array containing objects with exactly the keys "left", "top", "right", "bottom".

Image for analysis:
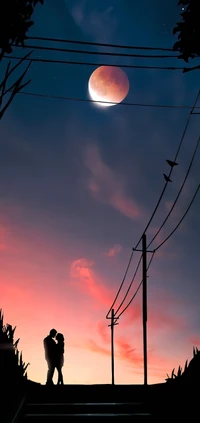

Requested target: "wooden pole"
[
  {"left": 142, "top": 233, "right": 148, "bottom": 385},
  {"left": 111, "top": 308, "right": 115, "bottom": 385}
]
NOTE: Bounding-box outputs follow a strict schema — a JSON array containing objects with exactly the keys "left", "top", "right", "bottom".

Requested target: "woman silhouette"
[{"left": 55, "top": 333, "right": 64, "bottom": 385}]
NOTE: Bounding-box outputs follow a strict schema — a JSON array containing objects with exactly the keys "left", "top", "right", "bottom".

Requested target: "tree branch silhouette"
[
  {"left": 0, "top": 0, "right": 44, "bottom": 119},
  {"left": 0, "top": 53, "right": 32, "bottom": 120}
]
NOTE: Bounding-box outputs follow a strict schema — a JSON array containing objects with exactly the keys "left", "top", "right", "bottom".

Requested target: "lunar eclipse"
[{"left": 88, "top": 66, "right": 130, "bottom": 107}]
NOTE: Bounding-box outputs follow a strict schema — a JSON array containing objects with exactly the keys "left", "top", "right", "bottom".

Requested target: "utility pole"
[
  {"left": 111, "top": 308, "right": 115, "bottom": 385},
  {"left": 142, "top": 233, "right": 147, "bottom": 386},
  {"left": 108, "top": 309, "right": 118, "bottom": 385}
]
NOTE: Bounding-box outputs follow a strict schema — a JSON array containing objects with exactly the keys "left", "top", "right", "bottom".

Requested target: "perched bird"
[
  {"left": 166, "top": 159, "right": 178, "bottom": 167},
  {"left": 163, "top": 174, "right": 172, "bottom": 182}
]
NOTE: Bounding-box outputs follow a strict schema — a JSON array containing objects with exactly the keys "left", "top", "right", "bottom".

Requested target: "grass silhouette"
[
  {"left": 166, "top": 346, "right": 200, "bottom": 383},
  {"left": 0, "top": 308, "right": 30, "bottom": 422},
  {"left": 0, "top": 308, "right": 29, "bottom": 384}
]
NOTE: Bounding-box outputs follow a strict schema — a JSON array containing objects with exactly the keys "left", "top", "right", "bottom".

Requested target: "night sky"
[{"left": 0, "top": 0, "right": 200, "bottom": 385}]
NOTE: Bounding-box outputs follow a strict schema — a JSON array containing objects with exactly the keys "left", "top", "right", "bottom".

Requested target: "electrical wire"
[
  {"left": 115, "top": 182, "right": 200, "bottom": 316},
  {"left": 4, "top": 55, "right": 184, "bottom": 71},
  {"left": 106, "top": 250, "right": 134, "bottom": 319},
  {"left": 133, "top": 89, "right": 200, "bottom": 251},
  {"left": 114, "top": 254, "right": 143, "bottom": 316},
  {"left": 155, "top": 184, "right": 200, "bottom": 251},
  {"left": 111, "top": 185, "right": 200, "bottom": 321},
  {"left": 15, "top": 90, "right": 200, "bottom": 109},
  {"left": 106, "top": 90, "right": 200, "bottom": 319},
  {"left": 11, "top": 43, "right": 178, "bottom": 59},
  {"left": 148, "top": 135, "right": 200, "bottom": 248},
  {"left": 116, "top": 252, "right": 155, "bottom": 318},
  {"left": 27, "top": 35, "right": 174, "bottom": 52}
]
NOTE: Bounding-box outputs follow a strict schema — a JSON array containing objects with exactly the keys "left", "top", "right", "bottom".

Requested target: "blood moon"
[{"left": 88, "top": 66, "right": 129, "bottom": 107}]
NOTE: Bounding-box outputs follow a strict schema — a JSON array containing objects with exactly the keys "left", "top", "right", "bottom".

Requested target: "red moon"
[{"left": 88, "top": 66, "right": 129, "bottom": 107}]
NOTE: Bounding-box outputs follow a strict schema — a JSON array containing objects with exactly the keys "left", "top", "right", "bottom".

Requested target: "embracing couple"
[{"left": 43, "top": 329, "right": 65, "bottom": 385}]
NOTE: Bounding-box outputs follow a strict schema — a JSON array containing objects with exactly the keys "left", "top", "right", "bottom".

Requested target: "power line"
[
  {"left": 106, "top": 250, "right": 134, "bottom": 319},
  {"left": 28, "top": 35, "right": 174, "bottom": 52},
  {"left": 114, "top": 254, "right": 143, "bottom": 316},
  {"left": 155, "top": 184, "right": 200, "bottom": 251},
  {"left": 116, "top": 252, "right": 155, "bottom": 319},
  {"left": 5, "top": 55, "right": 184, "bottom": 71},
  {"left": 115, "top": 183, "right": 200, "bottom": 317},
  {"left": 106, "top": 89, "right": 199, "bottom": 319},
  {"left": 134, "top": 89, "right": 200, "bottom": 251},
  {"left": 15, "top": 90, "right": 200, "bottom": 110},
  {"left": 116, "top": 180, "right": 199, "bottom": 316},
  {"left": 12, "top": 43, "right": 178, "bottom": 59},
  {"left": 148, "top": 135, "right": 200, "bottom": 249}
]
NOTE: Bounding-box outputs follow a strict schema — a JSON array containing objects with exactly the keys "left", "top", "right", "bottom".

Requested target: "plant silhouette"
[
  {"left": 0, "top": 0, "right": 44, "bottom": 119},
  {"left": 173, "top": 0, "right": 200, "bottom": 63},
  {"left": 166, "top": 346, "right": 200, "bottom": 383},
  {"left": 0, "top": 309, "right": 29, "bottom": 385}
]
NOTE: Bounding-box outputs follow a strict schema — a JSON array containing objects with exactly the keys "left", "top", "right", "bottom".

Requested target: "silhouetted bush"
[
  {"left": 0, "top": 309, "right": 29, "bottom": 386},
  {"left": 166, "top": 346, "right": 200, "bottom": 383}
]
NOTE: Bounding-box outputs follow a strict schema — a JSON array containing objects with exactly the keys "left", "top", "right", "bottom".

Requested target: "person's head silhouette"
[
  {"left": 56, "top": 333, "right": 64, "bottom": 343},
  {"left": 49, "top": 329, "right": 57, "bottom": 338}
]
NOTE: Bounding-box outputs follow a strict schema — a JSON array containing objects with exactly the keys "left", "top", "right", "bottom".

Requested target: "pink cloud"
[
  {"left": 85, "top": 332, "right": 169, "bottom": 372},
  {"left": 70, "top": 258, "right": 113, "bottom": 307},
  {"left": 116, "top": 337, "right": 143, "bottom": 366},
  {"left": 84, "top": 145, "right": 142, "bottom": 220},
  {"left": 97, "top": 320, "right": 110, "bottom": 344},
  {"left": 86, "top": 339, "right": 110, "bottom": 357},
  {"left": 105, "top": 244, "right": 122, "bottom": 257},
  {"left": 114, "top": 287, "right": 186, "bottom": 332}
]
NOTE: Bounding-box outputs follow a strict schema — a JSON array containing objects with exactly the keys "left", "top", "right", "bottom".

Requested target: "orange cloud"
[
  {"left": 116, "top": 337, "right": 143, "bottom": 366},
  {"left": 85, "top": 337, "right": 141, "bottom": 366},
  {"left": 70, "top": 258, "right": 112, "bottom": 307},
  {"left": 84, "top": 145, "right": 142, "bottom": 220},
  {"left": 85, "top": 330, "right": 168, "bottom": 373},
  {"left": 86, "top": 339, "right": 110, "bottom": 357},
  {"left": 105, "top": 244, "right": 122, "bottom": 257}
]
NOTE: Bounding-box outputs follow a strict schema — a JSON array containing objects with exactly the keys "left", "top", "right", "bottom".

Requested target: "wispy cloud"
[
  {"left": 85, "top": 331, "right": 168, "bottom": 371},
  {"left": 105, "top": 243, "right": 122, "bottom": 257},
  {"left": 70, "top": 257, "right": 112, "bottom": 306},
  {"left": 86, "top": 339, "right": 110, "bottom": 357},
  {"left": 67, "top": 1, "right": 117, "bottom": 43},
  {"left": 116, "top": 337, "right": 143, "bottom": 366},
  {"left": 114, "top": 288, "right": 186, "bottom": 332},
  {"left": 84, "top": 145, "right": 142, "bottom": 220}
]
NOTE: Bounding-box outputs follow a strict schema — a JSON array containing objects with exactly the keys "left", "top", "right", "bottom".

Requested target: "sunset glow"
[{"left": 0, "top": 0, "right": 200, "bottom": 387}]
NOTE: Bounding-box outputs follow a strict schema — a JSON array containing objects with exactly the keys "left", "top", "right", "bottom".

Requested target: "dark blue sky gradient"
[{"left": 1, "top": 0, "right": 200, "bottom": 368}]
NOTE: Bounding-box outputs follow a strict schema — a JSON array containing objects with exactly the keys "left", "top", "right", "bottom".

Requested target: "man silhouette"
[{"left": 43, "top": 329, "right": 57, "bottom": 385}]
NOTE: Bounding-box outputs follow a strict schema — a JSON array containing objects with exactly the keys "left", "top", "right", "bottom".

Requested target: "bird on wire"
[
  {"left": 166, "top": 159, "right": 179, "bottom": 167},
  {"left": 163, "top": 174, "right": 172, "bottom": 182}
]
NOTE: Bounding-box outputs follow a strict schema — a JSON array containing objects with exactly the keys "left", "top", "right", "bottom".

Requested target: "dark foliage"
[
  {"left": 173, "top": 0, "right": 200, "bottom": 63},
  {"left": 0, "top": 0, "right": 44, "bottom": 60},
  {"left": 0, "top": 309, "right": 30, "bottom": 385},
  {"left": 0, "top": 0, "right": 44, "bottom": 119},
  {"left": 166, "top": 346, "right": 200, "bottom": 383}
]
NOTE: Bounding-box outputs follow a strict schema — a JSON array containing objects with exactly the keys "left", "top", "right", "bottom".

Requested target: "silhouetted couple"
[{"left": 43, "top": 329, "right": 64, "bottom": 385}]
